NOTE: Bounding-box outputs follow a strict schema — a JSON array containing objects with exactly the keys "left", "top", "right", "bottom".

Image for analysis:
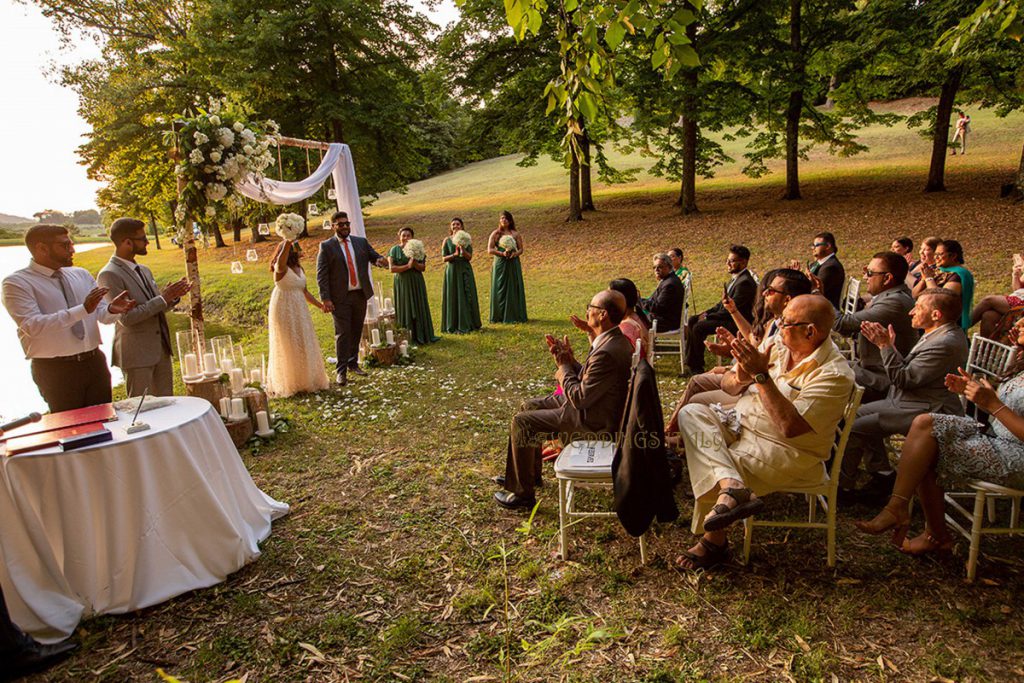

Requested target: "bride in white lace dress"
[{"left": 267, "top": 240, "right": 331, "bottom": 397}]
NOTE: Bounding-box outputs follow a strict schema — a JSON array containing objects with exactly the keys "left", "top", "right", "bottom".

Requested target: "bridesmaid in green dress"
[
  {"left": 388, "top": 227, "right": 440, "bottom": 345},
  {"left": 441, "top": 217, "right": 482, "bottom": 333},
  {"left": 487, "top": 210, "right": 528, "bottom": 323}
]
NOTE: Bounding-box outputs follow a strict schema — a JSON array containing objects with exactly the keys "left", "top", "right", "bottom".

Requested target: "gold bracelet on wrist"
[{"left": 990, "top": 404, "right": 1009, "bottom": 419}]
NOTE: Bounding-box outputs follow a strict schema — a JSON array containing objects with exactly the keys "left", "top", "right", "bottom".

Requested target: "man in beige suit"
[
  {"left": 97, "top": 218, "right": 190, "bottom": 396},
  {"left": 494, "top": 289, "right": 634, "bottom": 510}
]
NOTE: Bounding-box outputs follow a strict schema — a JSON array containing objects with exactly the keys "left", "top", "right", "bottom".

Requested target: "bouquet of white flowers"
[
  {"left": 452, "top": 230, "right": 472, "bottom": 250},
  {"left": 499, "top": 235, "right": 517, "bottom": 253},
  {"left": 403, "top": 238, "right": 426, "bottom": 261},
  {"left": 275, "top": 213, "right": 305, "bottom": 241}
]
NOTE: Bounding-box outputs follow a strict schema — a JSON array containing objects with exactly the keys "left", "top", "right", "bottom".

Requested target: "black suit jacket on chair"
[
  {"left": 316, "top": 235, "right": 383, "bottom": 306},
  {"left": 811, "top": 256, "right": 846, "bottom": 309},
  {"left": 702, "top": 269, "right": 757, "bottom": 327}
]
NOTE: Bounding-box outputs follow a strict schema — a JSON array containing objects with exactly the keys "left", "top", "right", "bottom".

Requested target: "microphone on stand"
[{"left": 0, "top": 412, "right": 42, "bottom": 437}]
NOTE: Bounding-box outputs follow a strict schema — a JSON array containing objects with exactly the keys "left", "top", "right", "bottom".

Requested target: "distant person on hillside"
[
  {"left": 641, "top": 253, "right": 684, "bottom": 333},
  {"left": 684, "top": 245, "right": 756, "bottom": 375},
  {"left": 808, "top": 231, "right": 846, "bottom": 308},
  {"left": 487, "top": 210, "right": 527, "bottom": 324},
  {"left": 951, "top": 112, "right": 970, "bottom": 155},
  {"left": 1, "top": 224, "right": 135, "bottom": 412},
  {"left": 440, "top": 217, "right": 482, "bottom": 334}
]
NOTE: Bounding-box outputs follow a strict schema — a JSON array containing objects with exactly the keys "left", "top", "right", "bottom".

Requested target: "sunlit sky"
[{"left": 0, "top": 0, "right": 460, "bottom": 219}]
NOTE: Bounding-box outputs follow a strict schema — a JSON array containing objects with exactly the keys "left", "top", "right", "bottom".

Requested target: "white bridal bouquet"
[
  {"left": 499, "top": 235, "right": 517, "bottom": 253},
  {"left": 275, "top": 213, "right": 305, "bottom": 241},
  {"left": 403, "top": 239, "right": 426, "bottom": 261},
  {"left": 452, "top": 230, "right": 472, "bottom": 250}
]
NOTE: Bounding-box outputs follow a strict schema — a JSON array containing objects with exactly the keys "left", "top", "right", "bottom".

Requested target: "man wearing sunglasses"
[
  {"left": 809, "top": 232, "right": 845, "bottom": 308},
  {"left": 317, "top": 211, "right": 388, "bottom": 386}
]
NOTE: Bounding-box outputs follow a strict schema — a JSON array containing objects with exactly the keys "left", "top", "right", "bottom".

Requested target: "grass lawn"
[{"left": 43, "top": 105, "right": 1024, "bottom": 682}]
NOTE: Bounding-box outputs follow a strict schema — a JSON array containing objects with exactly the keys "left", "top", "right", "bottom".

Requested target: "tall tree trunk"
[
  {"left": 679, "top": 22, "right": 701, "bottom": 216},
  {"left": 783, "top": 0, "right": 803, "bottom": 201},
  {"left": 210, "top": 221, "right": 226, "bottom": 248},
  {"left": 299, "top": 199, "right": 311, "bottom": 239},
  {"left": 824, "top": 75, "right": 837, "bottom": 109},
  {"left": 148, "top": 214, "right": 161, "bottom": 250},
  {"left": 232, "top": 217, "right": 243, "bottom": 242},
  {"left": 925, "top": 66, "right": 965, "bottom": 193},
  {"left": 567, "top": 138, "right": 583, "bottom": 222},
  {"left": 580, "top": 128, "right": 595, "bottom": 211}
]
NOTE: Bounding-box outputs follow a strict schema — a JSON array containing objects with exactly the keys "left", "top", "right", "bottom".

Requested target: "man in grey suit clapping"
[
  {"left": 317, "top": 211, "right": 388, "bottom": 386},
  {"left": 98, "top": 218, "right": 190, "bottom": 397}
]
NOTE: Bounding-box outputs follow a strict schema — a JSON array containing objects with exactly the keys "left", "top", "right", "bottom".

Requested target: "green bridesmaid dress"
[
  {"left": 389, "top": 245, "right": 440, "bottom": 345},
  {"left": 441, "top": 237, "right": 482, "bottom": 333},
  {"left": 490, "top": 236, "right": 528, "bottom": 323}
]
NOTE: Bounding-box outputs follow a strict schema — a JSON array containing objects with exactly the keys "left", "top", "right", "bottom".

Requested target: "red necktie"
[{"left": 341, "top": 238, "right": 358, "bottom": 288}]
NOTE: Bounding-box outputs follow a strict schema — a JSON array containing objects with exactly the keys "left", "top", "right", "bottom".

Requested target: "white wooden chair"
[
  {"left": 837, "top": 277, "right": 862, "bottom": 362},
  {"left": 943, "top": 482, "right": 1024, "bottom": 582},
  {"left": 965, "top": 333, "right": 1016, "bottom": 380},
  {"left": 742, "top": 384, "right": 864, "bottom": 567},
  {"left": 555, "top": 347, "right": 648, "bottom": 563},
  {"left": 649, "top": 273, "right": 691, "bottom": 374}
]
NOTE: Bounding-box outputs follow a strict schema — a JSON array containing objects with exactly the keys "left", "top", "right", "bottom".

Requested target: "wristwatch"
[{"left": 753, "top": 372, "right": 769, "bottom": 384}]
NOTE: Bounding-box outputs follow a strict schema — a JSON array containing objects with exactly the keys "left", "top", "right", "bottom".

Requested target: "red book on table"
[
  {"left": 0, "top": 404, "right": 117, "bottom": 443},
  {"left": 3, "top": 423, "right": 106, "bottom": 456}
]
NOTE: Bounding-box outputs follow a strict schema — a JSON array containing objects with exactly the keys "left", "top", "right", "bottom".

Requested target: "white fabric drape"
[{"left": 234, "top": 142, "right": 365, "bottom": 238}]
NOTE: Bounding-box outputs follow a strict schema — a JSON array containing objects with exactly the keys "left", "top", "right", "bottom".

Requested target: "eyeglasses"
[
  {"left": 812, "top": 242, "right": 828, "bottom": 248},
  {"left": 862, "top": 268, "right": 890, "bottom": 278},
  {"left": 779, "top": 320, "right": 813, "bottom": 329},
  {"left": 763, "top": 286, "right": 783, "bottom": 296},
  {"left": 333, "top": 221, "right": 351, "bottom": 227},
  {"left": 47, "top": 240, "right": 74, "bottom": 250},
  {"left": 587, "top": 303, "right": 607, "bottom": 312}
]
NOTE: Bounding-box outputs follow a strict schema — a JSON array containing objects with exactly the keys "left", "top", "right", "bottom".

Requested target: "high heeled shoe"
[
  {"left": 854, "top": 495, "right": 910, "bottom": 547},
  {"left": 900, "top": 531, "right": 954, "bottom": 556}
]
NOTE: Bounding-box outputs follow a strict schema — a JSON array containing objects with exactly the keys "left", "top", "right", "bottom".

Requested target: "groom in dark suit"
[{"left": 317, "top": 211, "right": 388, "bottom": 385}]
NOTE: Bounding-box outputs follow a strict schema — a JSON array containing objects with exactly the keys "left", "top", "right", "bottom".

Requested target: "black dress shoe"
[
  {"left": 493, "top": 491, "right": 536, "bottom": 510},
  {"left": 348, "top": 365, "right": 368, "bottom": 377},
  {"left": 492, "top": 474, "right": 543, "bottom": 488},
  {"left": 335, "top": 371, "right": 347, "bottom": 386},
  {"left": 3, "top": 639, "right": 78, "bottom": 681}
]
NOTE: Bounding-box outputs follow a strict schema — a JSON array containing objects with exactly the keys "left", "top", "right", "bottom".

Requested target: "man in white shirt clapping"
[{"left": 1, "top": 224, "right": 136, "bottom": 412}]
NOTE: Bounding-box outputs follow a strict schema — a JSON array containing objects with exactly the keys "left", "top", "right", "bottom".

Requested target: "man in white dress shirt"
[
  {"left": 1, "top": 224, "right": 135, "bottom": 412},
  {"left": 98, "top": 218, "right": 190, "bottom": 397}
]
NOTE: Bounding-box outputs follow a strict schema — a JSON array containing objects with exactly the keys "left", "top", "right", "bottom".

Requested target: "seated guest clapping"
[
  {"left": 493, "top": 290, "right": 634, "bottom": 510},
  {"left": 843, "top": 288, "right": 968, "bottom": 501},
  {"left": 684, "top": 245, "right": 756, "bottom": 374},
  {"left": 666, "top": 268, "right": 810, "bottom": 438},
  {"left": 675, "top": 295, "right": 855, "bottom": 569},
  {"left": 641, "top": 253, "right": 684, "bottom": 333},
  {"left": 832, "top": 251, "right": 917, "bottom": 404},
  {"left": 970, "top": 252, "right": 1024, "bottom": 340},
  {"left": 856, "top": 316, "right": 1024, "bottom": 555}
]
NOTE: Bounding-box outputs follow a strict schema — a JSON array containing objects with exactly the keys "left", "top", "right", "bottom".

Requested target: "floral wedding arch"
[{"left": 170, "top": 101, "right": 368, "bottom": 355}]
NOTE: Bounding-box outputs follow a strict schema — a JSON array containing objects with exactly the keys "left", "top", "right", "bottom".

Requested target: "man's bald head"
[
  {"left": 782, "top": 294, "right": 834, "bottom": 350},
  {"left": 592, "top": 289, "right": 626, "bottom": 325}
]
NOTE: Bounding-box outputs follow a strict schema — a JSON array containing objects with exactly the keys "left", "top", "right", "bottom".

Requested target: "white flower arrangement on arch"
[
  {"left": 275, "top": 213, "right": 305, "bottom": 241},
  {"left": 402, "top": 239, "right": 426, "bottom": 262},
  {"left": 452, "top": 230, "right": 472, "bottom": 250}
]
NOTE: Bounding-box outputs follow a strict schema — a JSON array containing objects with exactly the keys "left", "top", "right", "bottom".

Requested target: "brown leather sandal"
[
  {"left": 676, "top": 537, "right": 730, "bottom": 571},
  {"left": 703, "top": 487, "right": 765, "bottom": 531}
]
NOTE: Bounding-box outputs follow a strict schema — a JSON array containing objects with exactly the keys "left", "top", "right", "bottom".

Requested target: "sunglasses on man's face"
[{"left": 333, "top": 221, "right": 351, "bottom": 227}]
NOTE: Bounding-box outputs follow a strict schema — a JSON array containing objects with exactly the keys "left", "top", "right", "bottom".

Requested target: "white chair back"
[
  {"left": 966, "top": 333, "right": 1016, "bottom": 379},
  {"left": 841, "top": 277, "right": 861, "bottom": 316}
]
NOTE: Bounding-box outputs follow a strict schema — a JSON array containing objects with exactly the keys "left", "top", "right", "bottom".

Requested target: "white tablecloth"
[{"left": 0, "top": 397, "right": 288, "bottom": 642}]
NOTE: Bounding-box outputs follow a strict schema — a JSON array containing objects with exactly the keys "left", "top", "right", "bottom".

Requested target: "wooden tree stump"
[
  {"left": 237, "top": 387, "right": 269, "bottom": 430},
  {"left": 225, "top": 417, "right": 253, "bottom": 448},
  {"left": 185, "top": 377, "right": 227, "bottom": 407}
]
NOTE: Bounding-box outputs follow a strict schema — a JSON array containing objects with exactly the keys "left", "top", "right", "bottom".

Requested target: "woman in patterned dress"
[{"left": 856, "top": 316, "right": 1024, "bottom": 555}]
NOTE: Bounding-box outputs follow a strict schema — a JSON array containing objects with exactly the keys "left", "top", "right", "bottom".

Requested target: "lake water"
[{"left": 0, "top": 243, "right": 121, "bottom": 421}]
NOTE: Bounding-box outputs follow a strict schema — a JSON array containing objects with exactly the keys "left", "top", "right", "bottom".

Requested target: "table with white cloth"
[{"left": 0, "top": 396, "right": 289, "bottom": 642}]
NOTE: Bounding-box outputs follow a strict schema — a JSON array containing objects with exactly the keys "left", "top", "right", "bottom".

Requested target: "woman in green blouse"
[
  {"left": 441, "top": 217, "right": 482, "bottom": 333},
  {"left": 487, "top": 210, "right": 527, "bottom": 323},
  {"left": 388, "top": 227, "right": 439, "bottom": 345}
]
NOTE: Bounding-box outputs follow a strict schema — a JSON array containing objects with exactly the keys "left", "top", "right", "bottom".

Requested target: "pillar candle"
[
  {"left": 230, "top": 367, "right": 245, "bottom": 392},
  {"left": 203, "top": 353, "right": 217, "bottom": 374},
  {"left": 231, "top": 397, "right": 245, "bottom": 419},
  {"left": 384, "top": 297, "right": 393, "bottom": 312},
  {"left": 371, "top": 328, "right": 381, "bottom": 346},
  {"left": 221, "top": 358, "right": 234, "bottom": 373},
  {"left": 250, "top": 369, "right": 262, "bottom": 384},
  {"left": 385, "top": 330, "right": 395, "bottom": 345},
  {"left": 256, "top": 410, "right": 271, "bottom": 433},
  {"left": 399, "top": 341, "right": 409, "bottom": 357},
  {"left": 219, "top": 397, "right": 230, "bottom": 418},
  {"left": 183, "top": 353, "right": 199, "bottom": 377}
]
